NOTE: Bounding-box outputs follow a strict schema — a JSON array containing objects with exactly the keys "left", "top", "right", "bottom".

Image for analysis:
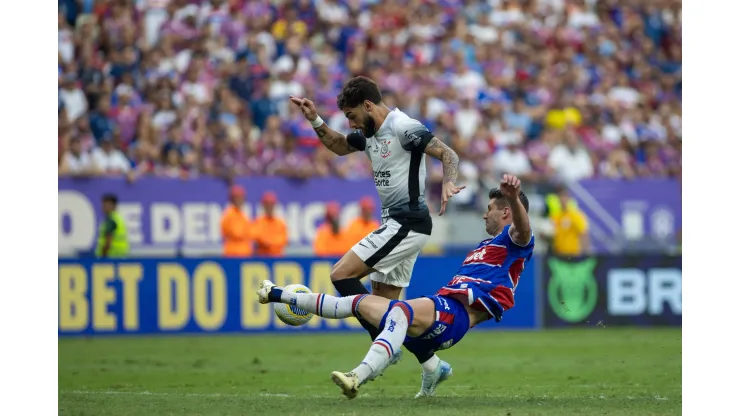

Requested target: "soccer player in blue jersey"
[{"left": 257, "top": 174, "right": 534, "bottom": 399}]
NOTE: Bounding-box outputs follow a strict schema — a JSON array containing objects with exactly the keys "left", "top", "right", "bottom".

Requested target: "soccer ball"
[{"left": 273, "top": 284, "right": 314, "bottom": 326}]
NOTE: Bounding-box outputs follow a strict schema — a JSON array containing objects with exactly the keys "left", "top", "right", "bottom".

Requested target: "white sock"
[
  {"left": 352, "top": 305, "right": 409, "bottom": 383},
  {"left": 421, "top": 354, "right": 441, "bottom": 373},
  {"left": 279, "top": 292, "right": 365, "bottom": 319}
]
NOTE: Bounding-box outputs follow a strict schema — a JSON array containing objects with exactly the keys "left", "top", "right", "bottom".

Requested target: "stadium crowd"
[{"left": 58, "top": 0, "right": 682, "bottom": 190}]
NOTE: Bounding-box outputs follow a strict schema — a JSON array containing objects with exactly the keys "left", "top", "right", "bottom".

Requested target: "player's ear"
[{"left": 363, "top": 100, "right": 374, "bottom": 113}]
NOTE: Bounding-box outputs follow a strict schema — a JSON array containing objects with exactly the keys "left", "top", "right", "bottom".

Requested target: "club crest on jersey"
[{"left": 380, "top": 140, "right": 391, "bottom": 158}]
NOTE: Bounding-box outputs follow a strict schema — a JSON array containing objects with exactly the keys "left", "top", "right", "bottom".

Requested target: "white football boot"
[
  {"left": 414, "top": 359, "right": 453, "bottom": 398},
  {"left": 331, "top": 371, "right": 360, "bottom": 399},
  {"left": 256, "top": 280, "right": 279, "bottom": 304}
]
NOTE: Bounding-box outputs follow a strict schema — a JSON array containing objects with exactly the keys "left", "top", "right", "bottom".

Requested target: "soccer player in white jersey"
[{"left": 290, "top": 76, "right": 464, "bottom": 395}]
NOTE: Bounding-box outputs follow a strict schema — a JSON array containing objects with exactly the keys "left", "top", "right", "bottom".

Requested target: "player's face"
[
  {"left": 483, "top": 199, "right": 508, "bottom": 236},
  {"left": 344, "top": 105, "right": 376, "bottom": 138}
]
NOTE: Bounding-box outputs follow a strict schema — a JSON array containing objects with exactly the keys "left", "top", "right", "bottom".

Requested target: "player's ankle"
[
  {"left": 420, "top": 355, "right": 440, "bottom": 373},
  {"left": 268, "top": 288, "right": 283, "bottom": 303},
  {"left": 353, "top": 362, "right": 374, "bottom": 383}
]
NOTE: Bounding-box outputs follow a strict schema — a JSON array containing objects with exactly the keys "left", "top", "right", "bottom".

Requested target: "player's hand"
[
  {"left": 439, "top": 181, "right": 466, "bottom": 216},
  {"left": 499, "top": 174, "right": 521, "bottom": 200},
  {"left": 289, "top": 95, "right": 318, "bottom": 123}
]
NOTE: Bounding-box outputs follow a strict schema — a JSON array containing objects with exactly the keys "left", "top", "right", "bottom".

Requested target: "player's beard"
[{"left": 362, "top": 115, "right": 376, "bottom": 138}]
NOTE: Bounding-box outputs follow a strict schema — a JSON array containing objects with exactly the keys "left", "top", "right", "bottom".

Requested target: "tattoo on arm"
[
  {"left": 314, "top": 124, "right": 357, "bottom": 156},
  {"left": 424, "top": 137, "right": 460, "bottom": 184}
]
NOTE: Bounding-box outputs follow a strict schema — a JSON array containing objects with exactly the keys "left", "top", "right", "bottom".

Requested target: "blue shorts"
[{"left": 403, "top": 295, "right": 471, "bottom": 353}]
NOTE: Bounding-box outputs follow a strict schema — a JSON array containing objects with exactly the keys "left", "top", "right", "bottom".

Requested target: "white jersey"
[{"left": 348, "top": 108, "right": 434, "bottom": 235}]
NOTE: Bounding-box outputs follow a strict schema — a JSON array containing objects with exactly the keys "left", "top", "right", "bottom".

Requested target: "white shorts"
[{"left": 351, "top": 218, "right": 430, "bottom": 288}]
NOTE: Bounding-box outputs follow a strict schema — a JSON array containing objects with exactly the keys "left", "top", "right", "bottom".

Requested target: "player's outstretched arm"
[
  {"left": 500, "top": 174, "right": 532, "bottom": 246},
  {"left": 290, "top": 95, "right": 360, "bottom": 156},
  {"left": 423, "top": 137, "right": 465, "bottom": 215}
]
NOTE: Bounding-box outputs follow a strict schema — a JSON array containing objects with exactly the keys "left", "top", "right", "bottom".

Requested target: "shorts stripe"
[
  {"left": 364, "top": 224, "right": 411, "bottom": 267},
  {"left": 438, "top": 311, "right": 455, "bottom": 325}
]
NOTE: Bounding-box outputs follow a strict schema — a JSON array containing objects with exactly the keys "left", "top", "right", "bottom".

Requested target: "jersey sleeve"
[
  {"left": 503, "top": 224, "right": 535, "bottom": 258},
  {"left": 346, "top": 130, "right": 366, "bottom": 151},
  {"left": 396, "top": 118, "right": 434, "bottom": 153}
]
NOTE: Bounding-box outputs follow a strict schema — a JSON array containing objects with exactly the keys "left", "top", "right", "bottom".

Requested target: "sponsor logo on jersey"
[
  {"left": 374, "top": 170, "right": 391, "bottom": 187},
  {"left": 462, "top": 245, "right": 507, "bottom": 267},
  {"left": 403, "top": 129, "right": 425, "bottom": 147}
]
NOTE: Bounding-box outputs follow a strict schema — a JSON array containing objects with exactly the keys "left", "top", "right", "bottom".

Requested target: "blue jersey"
[{"left": 437, "top": 225, "right": 534, "bottom": 322}]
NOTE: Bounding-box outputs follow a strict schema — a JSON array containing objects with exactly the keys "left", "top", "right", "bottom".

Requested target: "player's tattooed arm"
[
  {"left": 424, "top": 137, "right": 466, "bottom": 215},
  {"left": 313, "top": 124, "right": 361, "bottom": 156},
  {"left": 424, "top": 137, "right": 460, "bottom": 184},
  {"left": 289, "top": 95, "right": 360, "bottom": 156}
]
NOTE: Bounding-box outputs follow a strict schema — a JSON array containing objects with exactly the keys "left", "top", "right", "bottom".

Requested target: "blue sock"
[{"left": 268, "top": 288, "right": 283, "bottom": 303}]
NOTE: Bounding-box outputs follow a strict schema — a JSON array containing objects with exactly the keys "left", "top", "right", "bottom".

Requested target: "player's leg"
[
  {"left": 371, "top": 245, "right": 452, "bottom": 378},
  {"left": 370, "top": 279, "right": 403, "bottom": 299},
  {"left": 257, "top": 280, "right": 384, "bottom": 321},
  {"left": 332, "top": 219, "right": 415, "bottom": 341},
  {"left": 328, "top": 250, "right": 378, "bottom": 338},
  {"left": 405, "top": 296, "right": 470, "bottom": 398},
  {"left": 332, "top": 298, "right": 439, "bottom": 399}
]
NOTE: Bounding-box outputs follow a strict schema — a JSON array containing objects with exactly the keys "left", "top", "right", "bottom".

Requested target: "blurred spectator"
[
  {"left": 252, "top": 192, "right": 289, "bottom": 257},
  {"left": 544, "top": 185, "right": 590, "bottom": 257},
  {"left": 56, "top": 0, "right": 681, "bottom": 185},
  {"left": 95, "top": 193, "right": 129, "bottom": 258},
  {"left": 89, "top": 95, "right": 115, "bottom": 142},
  {"left": 491, "top": 143, "right": 535, "bottom": 183},
  {"left": 220, "top": 185, "right": 253, "bottom": 257},
  {"left": 59, "top": 73, "right": 88, "bottom": 123},
  {"left": 547, "top": 130, "right": 594, "bottom": 182},
  {"left": 59, "top": 137, "right": 100, "bottom": 177},
  {"left": 343, "top": 197, "right": 380, "bottom": 252},
  {"left": 314, "top": 202, "right": 346, "bottom": 257},
  {"left": 92, "top": 136, "right": 131, "bottom": 176}
]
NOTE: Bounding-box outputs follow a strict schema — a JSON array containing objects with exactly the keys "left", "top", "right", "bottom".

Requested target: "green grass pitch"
[{"left": 59, "top": 328, "right": 681, "bottom": 415}]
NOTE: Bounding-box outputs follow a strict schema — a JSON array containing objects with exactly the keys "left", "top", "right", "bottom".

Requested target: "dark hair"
[
  {"left": 488, "top": 188, "right": 529, "bottom": 213},
  {"left": 102, "top": 193, "right": 118, "bottom": 206},
  {"left": 337, "top": 76, "right": 382, "bottom": 110}
]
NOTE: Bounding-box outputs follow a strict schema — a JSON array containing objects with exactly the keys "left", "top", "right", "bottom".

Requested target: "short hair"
[
  {"left": 488, "top": 188, "right": 529, "bottom": 213},
  {"left": 102, "top": 193, "right": 118, "bottom": 206},
  {"left": 337, "top": 76, "right": 382, "bottom": 110}
]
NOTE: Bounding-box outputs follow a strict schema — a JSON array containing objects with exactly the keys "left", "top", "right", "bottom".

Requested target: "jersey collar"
[{"left": 372, "top": 108, "right": 397, "bottom": 138}]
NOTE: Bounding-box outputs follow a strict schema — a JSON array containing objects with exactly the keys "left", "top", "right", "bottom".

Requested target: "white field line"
[{"left": 60, "top": 390, "right": 671, "bottom": 401}]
